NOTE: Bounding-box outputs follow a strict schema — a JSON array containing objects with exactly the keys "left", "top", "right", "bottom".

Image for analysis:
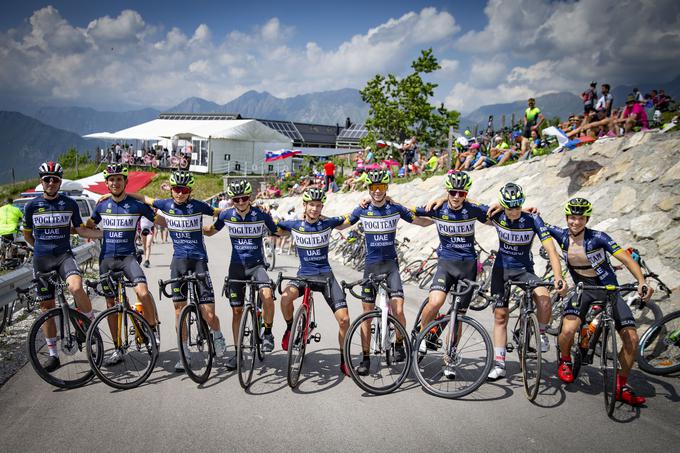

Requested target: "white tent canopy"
[{"left": 83, "top": 119, "right": 291, "bottom": 143}]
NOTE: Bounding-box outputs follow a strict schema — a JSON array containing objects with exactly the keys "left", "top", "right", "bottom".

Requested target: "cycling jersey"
[
  {"left": 0, "top": 204, "right": 22, "bottom": 236},
  {"left": 277, "top": 216, "right": 346, "bottom": 276},
  {"left": 23, "top": 194, "right": 84, "bottom": 256},
  {"left": 490, "top": 212, "right": 551, "bottom": 269},
  {"left": 348, "top": 202, "right": 413, "bottom": 264},
  {"left": 91, "top": 196, "right": 155, "bottom": 258},
  {"left": 152, "top": 198, "right": 216, "bottom": 260},
  {"left": 546, "top": 225, "right": 623, "bottom": 286},
  {"left": 415, "top": 201, "right": 489, "bottom": 260},
  {"left": 213, "top": 207, "right": 277, "bottom": 266}
]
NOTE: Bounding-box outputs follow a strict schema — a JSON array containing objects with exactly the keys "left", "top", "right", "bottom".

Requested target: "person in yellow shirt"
[{"left": 0, "top": 198, "right": 23, "bottom": 241}]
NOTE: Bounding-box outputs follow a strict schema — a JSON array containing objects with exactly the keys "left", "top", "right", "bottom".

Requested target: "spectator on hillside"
[
  {"left": 595, "top": 83, "right": 614, "bottom": 120},
  {"left": 323, "top": 159, "right": 336, "bottom": 192},
  {"left": 632, "top": 88, "right": 644, "bottom": 103},
  {"left": 620, "top": 94, "right": 649, "bottom": 132},
  {"left": 424, "top": 150, "right": 439, "bottom": 173},
  {"left": 401, "top": 138, "right": 417, "bottom": 176},
  {"left": 364, "top": 146, "right": 374, "bottom": 164},
  {"left": 582, "top": 81, "right": 597, "bottom": 115},
  {"left": 218, "top": 193, "right": 231, "bottom": 210},
  {"left": 474, "top": 135, "right": 507, "bottom": 169},
  {"left": 655, "top": 89, "right": 671, "bottom": 111},
  {"left": 523, "top": 98, "right": 545, "bottom": 138}
]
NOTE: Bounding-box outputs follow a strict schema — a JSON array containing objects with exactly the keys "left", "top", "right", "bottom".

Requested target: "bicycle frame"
[{"left": 35, "top": 271, "right": 80, "bottom": 356}]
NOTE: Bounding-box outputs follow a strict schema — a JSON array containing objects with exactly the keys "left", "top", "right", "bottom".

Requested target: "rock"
[
  {"left": 612, "top": 186, "right": 637, "bottom": 213},
  {"left": 643, "top": 256, "right": 680, "bottom": 291},
  {"left": 658, "top": 195, "right": 680, "bottom": 212},
  {"left": 660, "top": 160, "right": 680, "bottom": 185},
  {"left": 629, "top": 212, "right": 672, "bottom": 239},
  {"left": 656, "top": 226, "right": 680, "bottom": 256},
  {"left": 592, "top": 218, "right": 619, "bottom": 231}
]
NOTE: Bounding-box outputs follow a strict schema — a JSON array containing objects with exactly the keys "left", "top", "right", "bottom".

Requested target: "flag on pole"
[{"left": 264, "top": 149, "right": 302, "bottom": 162}]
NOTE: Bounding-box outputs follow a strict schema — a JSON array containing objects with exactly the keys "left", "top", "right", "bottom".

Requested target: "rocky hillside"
[{"left": 274, "top": 131, "right": 680, "bottom": 304}]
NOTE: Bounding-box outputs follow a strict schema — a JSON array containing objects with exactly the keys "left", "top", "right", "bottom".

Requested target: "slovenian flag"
[{"left": 265, "top": 149, "right": 302, "bottom": 162}]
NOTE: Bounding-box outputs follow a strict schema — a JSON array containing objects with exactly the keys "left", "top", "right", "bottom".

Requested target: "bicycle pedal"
[{"left": 506, "top": 343, "right": 515, "bottom": 353}]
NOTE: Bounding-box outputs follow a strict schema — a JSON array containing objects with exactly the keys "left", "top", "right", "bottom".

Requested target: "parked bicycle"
[
  {"left": 400, "top": 247, "right": 437, "bottom": 286},
  {"left": 637, "top": 308, "right": 680, "bottom": 375},
  {"left": 85, "top": 271, "right": 158, "bottom": 390},
  {"left": 0, "top": 236, "right": 33, "bottom": 271},
  {"left": 0, "top": 280, "right": 38, "bottom": 334}
]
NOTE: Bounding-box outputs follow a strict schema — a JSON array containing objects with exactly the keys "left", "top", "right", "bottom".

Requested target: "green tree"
[
  {"left": 359, "top": 49, "right": 459, "bottom": 151},
  {"left": 58, "top": 148, "right": 90, "bottom": 167}
]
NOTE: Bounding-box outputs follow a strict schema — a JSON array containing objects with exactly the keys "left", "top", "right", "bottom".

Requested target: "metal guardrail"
[{"left": 0, "top": 241, "right": 100, "bottom": 309}]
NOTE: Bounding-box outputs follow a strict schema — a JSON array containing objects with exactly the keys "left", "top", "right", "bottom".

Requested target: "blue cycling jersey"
[
  {"left": 277, "top": 216, "right": 346, "bottom": 276},
  {"left": 547, "top": 225, "right": 623, "bottom": 285},
  {"left": 152, "top": 198, "right": 216, "bottom": 260},
  {"left": 91, "top": 196, "right": 155, "bottom": 258},
  {"left": 348, "top": 202, "right": 413, "bottom": 264},
  {"left": 23, "top": 194, "right": 84, "bottom": 257},
  {"left": 415, "top": 201, "right": 489, "bottom": 261},
  {"left": 490, "top": 211, "right": 551, "bottom": 269},
  {"left": 213, "top": 207, "right": 278, "bottom": 266}
]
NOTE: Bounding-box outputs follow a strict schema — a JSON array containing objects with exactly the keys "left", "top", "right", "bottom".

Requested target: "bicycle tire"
[
  {"left": 27, "top": 307, "right": 100, "bottom": 389},
  {"left": 545, "top": 292, "right": 567, "bottom": 336},
  {"left": 177, "top": 304, "right": 213, "bottom": 384},
  {"left": 521, "top": 313, "right": 542, "bottom": 401},
  {"left": 287, "top": 305, "right": 308, "bottom": 388},
  {"left": 237, "top": 304, "right": 257, "bottom": 389},
  {"left": 469, "top": 265, "right": 492, "bottom": 310},
  {"left": 601, "top": 320, "right": 618, "bottom": 417},
  {"left": 87, "top": 307, "right": 158, "bottom": 390},
  {"left": 343, "top": 311, "right": 412, "bottom": 395},
  {"left": 637, "top": 310, "right": 680, "bottom": 375},
  {"left": 417, "top": 263, "right": 438, "bottom": 290},
  {"left": 400, "top": 259, "right": 423, "bottom": 284},
  {"left": 412, "top": 315, "right": 493, "bottom": 398},
  {"left": 630, "top": 299, "right": 663, "bottom": 327}
]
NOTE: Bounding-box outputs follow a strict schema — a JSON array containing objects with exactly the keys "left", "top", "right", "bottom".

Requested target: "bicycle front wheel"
[
  {"left": 413, "top": 315, "right": 493, "bottom": 398},
  {"left": 344, "top": 311, "right": 412, "bottom": 395},
  {"left": 237, "top": 304, "right": 257, "bottom": 389},
  {"left": 400, "top": 259, "right": 423, "bottom": 284},
  {"left": 601, "top": 320, "right": 618, "bottom": 417},
  {"left": 637, "top": 310, "right": 680, "bottom": 375},
  {"left": 87, "top": 307, "right": 158, "bottom": 390},
  {"left": 27, "top": 307, "right": 101, "bottom": 389},
  {"left": 520, "top": 313, "right": 542, "bottom": 401},
  {"left": 287, "top": 305, "right": 308, "bottom": 388},
  {"left": 177, "top": 304, "right": 213, "bottom": 384}
]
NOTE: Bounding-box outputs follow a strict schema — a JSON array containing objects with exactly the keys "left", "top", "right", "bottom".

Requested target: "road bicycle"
[
  {"left": 159, "top": 271, "right": 215, "bottom": 384},
  {"left": 637, "top": 308, "right": 680, "bottom": 375},
  {"left": 342, "top": 273, "right": 412, "bottom": 395},
  {"left": 412, "top": 279, "right": 493, "bottom": 398},
  {"left": 85, "top": 271, "right": 158, "bottom": 390},
  {"left": 26, "top": 271, "right": 102, "bottom": 389},
  {"left": 223, "top": 275, "right": 273, "bottom": 389},
  {"left": 0, "top": 280, "right": 38, "bottom": 334},
  {"left": 0, "top": 236, "right": 33, "bottom": 271},
  {"left": 276, "top": 272, "right": 331, "bottom": 389},
  {"left": 400, "top": 247, "right": 437, "bottom": 285},
  {"left": 262, "top": 234, "right": 276, "bottom": 271}
]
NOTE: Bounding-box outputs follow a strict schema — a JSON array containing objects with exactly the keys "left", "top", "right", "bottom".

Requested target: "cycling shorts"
[
  {"left": 490, "top": 261, "right": 541, "bottom": 309},
  {"left": 361, "top": 260, "right": 403, "bottom": 303},
  {"left": 288, "top": 272, "right": 347, "bottom": 313},
  {"left": 99, "top": 255, "right": 147, "bottom": 298},
  {"left": 562, "top": 275, "right": 635, "bottom": 330},
  {"left": 33, "top": 252, "right": 81, "bottom": 302},
  {"left": 430, "top": 259, "right": 478, "bottom": 311},
  {"left": 226, "top": 263, "right": 273, "bottom": 307},
  {"left": 170, "top": 258, "right": 215, "bottom": 304}
]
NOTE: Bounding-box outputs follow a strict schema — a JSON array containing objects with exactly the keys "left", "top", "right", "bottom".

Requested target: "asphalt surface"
[{"left": 0, "top": 234, "right": 678, "bottom": 452}]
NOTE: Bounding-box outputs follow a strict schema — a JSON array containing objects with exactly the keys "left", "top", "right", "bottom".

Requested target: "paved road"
[{"left": 1, "top": 234, "right": 678, "bottom": 452}]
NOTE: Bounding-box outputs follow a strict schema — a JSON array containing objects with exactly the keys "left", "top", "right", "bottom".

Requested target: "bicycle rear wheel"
[
  {"left": 237, "top": 304, "right": 257, "bottom": 389},
  {"left": 344, "top": 311, "right": 412, "bottom": 395},
  {"left": 177, "top": 304, "right": 213, "bottom": 384},
  {"left": 637, "top": 310, "right": 680, "bottom": 375},
  {"left": 27, "top": 307, "right": 101, "bottom": 389},
  {"left": 520, "top": 313, "right": 542, "bottom": 401},
  {"left": 400, "top": 259, "right": 423, "bottom": 284},
  {"left": 545, "top": 292, "right": 567, "bottom": 336},
  {"left": 417, "top": 264, "right": 437, "bottom": 290},
  {"left": 87, "top": 307, "right": 158, "bottom": 390},
  {"left": 413, "top": 315, "right": 493, "bottom": 398},
  {"left": 601, "top": 320, "right": 618, "bottom": 417},
  {"left": 287, "top": 305, "right": 308, "bottom": 388}
]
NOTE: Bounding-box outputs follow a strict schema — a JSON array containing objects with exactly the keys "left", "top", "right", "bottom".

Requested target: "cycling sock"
[
  {"left": 395, "top": 338, "right": 403, "bottom": 347},
  {"left": 82, "top": 310, "right": 94, "bottom": 321},
  {"left": 617, "top": 375, "right": 628, "bottom": 388},
  {"left": 362, "top": 352, "right": 370, "bottom": 361},
  {"left": 494, "top": 347, "right": 506, "bottom": 367},
  {"left": 46, "top": 337, "right": 58, "bottom": 357},
  {"left": 264, "top": 322, "right": 272, "bottom": 335},
  {"left": 211, "top": 329, "right": 223, "bottom": 337},
  {"left": 539, "top": 323, "right": 548, "bottom": 334},
  {"left": 285, "top": 319, "right": 293, "bottom": 331},
  {"left": 340, "top": 350, "right": 346, "bottom": 365},
  {"left": 561, "top": 352, "right": 571, "bottom": 361}
]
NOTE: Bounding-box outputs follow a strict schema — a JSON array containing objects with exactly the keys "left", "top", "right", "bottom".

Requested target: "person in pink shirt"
[{"left": 620, "top": 94, "right": 648, "bottom": 132}]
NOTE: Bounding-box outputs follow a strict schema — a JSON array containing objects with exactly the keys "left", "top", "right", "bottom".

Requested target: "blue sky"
[{"left": 1, "top": 0, "right": 678, "bottom": 113}]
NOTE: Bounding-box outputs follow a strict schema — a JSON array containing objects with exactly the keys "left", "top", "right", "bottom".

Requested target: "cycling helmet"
[
  {"left": 511, "top": 131, "right": 522, "bottom": 140},
  {"left": 169, "top": 170, "right": 195, "bottom": 188},
  {"left": 564, "top": 197, "right": 592, "bottom": 217},
  {"left": 366, "top": 169, "right": 391, "bottom": 185},
  {"left": 102, "top": 163, "right": 128, "bottom": 179},
  {"left": 470, "top": 143, "right": 480, "bottom": 150},
  {"left": 226, "top": 180, "right": 253, "bottom": 198},
  {"left": 456, "top": 136, "right": 469, "bottom": 147},
  {"left": 302, "top": 187, "right": 327, "bottom": 203},
  {"left": 445, "top": 172, "right": 472, "bottom": 191},
  {"left": 38, "top": 162, "right": 63, "bottom": 178},
  {"left": 498, "top": 182, "right": 525, "bottom": 208}
]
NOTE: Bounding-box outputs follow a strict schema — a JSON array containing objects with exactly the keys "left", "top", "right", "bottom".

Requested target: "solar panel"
[
  {"left": 337, "top": 123, "right": 368, "bottom": 140},
  {"left": 259, "top": 120, "right": 303, "bottom": 141}
]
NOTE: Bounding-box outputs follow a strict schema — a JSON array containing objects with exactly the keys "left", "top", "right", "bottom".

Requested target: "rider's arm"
[
  {"left": 534, "top": 215, "right": 567, "bottom": 294},
  {"left": 127, "top": 192, "right": 154, "bottom": 206},
  {"left": 75, "top": 225, "right": 103, "bottom": 239},
  {"left": 23, "top": 229, "right": 34, "bottom": 248},
  {"left": 203, "top": 224, "right": 218, "bottom": 237},
  {"left": 335, "top": 208, "right": 360, "bottom": 231},
  {"left": 613, "top": 251, "right": 651, "bottom": 299},
  {"left": 424, "top": 194, "right": 446, "bottom": 211}
]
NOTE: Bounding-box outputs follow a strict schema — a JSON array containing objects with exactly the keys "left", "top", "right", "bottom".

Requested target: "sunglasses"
[
  {"left": 369, "top": 183, "right": 388, "bottom": 192},
  {"left": 232, "top": 196, "right": 250, "bottom": 204},
  {"left": 171, "top": 186, "right": 191, "bottom": 194},
  {"left": 41, "top": 176, "right": 61, "bottom": 184},
  {"left": 448, "top": 190, "right": 468, "bottom": 198}
]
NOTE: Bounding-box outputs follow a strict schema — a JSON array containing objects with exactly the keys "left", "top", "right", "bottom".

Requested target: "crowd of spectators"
[{"left": 98, "top": 143, "right": 192, "bottom": 170}]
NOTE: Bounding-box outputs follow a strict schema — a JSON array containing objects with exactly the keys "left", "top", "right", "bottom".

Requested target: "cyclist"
[
  {"left": 548, "top": 198, "right": 652, "bottom": 406},
  {"left": 413, "top": 172, "right": 491, "bottom": 379},
  {"left": 23, "top": 162, "right": 102, "bottom": 372},
  {"left": 203, "top": 180, "right": 278, "bottom": 370},
  {"left": 139, "top": 213, "right": 155, "bottom": 268},
  {"left": 276, "top": 188, "right": 352, "bottom": 376},
  {"left": 337, "top": 169, "right": 430, "bottom": 375},
  {"left": 487, "top": 183, "right": 566, "bottom": 380},
  {"left": 129, "top": 170, "right": 227, "bottom": 372},
  {"left": 0, "top": 198, "right": 23, "bottom": 242},
  {"left": 85, "top": 164, "right": 162, "bottom": 365}
]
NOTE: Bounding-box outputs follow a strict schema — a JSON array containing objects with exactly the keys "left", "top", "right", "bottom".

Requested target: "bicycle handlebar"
[
  {"left": 575, "top": 282, "right": 643, "bottom": 294},
  {"left": 222, "top": 276, "right": 273, "bottom": 297},
  {"left": 448, "top": 279, "right": 480, "bottom": 297},
  {"left": 341, "top": 273, "right": 394, "bottom": 300},
  {"left": 158, "top": 271, "right": 209, "bottom": 300},
  {"left": 275, "top": 272, "right": 331, "bottom": 300}
]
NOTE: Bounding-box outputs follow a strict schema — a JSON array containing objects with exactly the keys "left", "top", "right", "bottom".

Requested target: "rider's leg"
[
  {"left": 335, "top": 307, "right": 350, "bottom": 350},
  {"left": 558, "top": 315, "right": 581, "bottom": 359},
  {"left": 133, "top": 283, "right": 157, "bottom": 328},
  {"left": 66, "top": 274, "right": 93, "bottom": 315},
  {"left": 420, "top": 290, "right": 447, "bottom": 331},
  {"left": 199, "top": 303, "right": 221, "bottom": 331},
  {"left": 533, "top": 286, "right": 551, "bottom": 331},
  {"left": 230, "top": 306, "right": 242, "bottom": 345},
  {"left": 280, "top": 285, "right": 300, "bottom": 326}
]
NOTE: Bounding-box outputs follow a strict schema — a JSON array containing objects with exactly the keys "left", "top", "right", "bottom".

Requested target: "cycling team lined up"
[{"left": 22, "top": 161, "right": 654, "bottom": 406}]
